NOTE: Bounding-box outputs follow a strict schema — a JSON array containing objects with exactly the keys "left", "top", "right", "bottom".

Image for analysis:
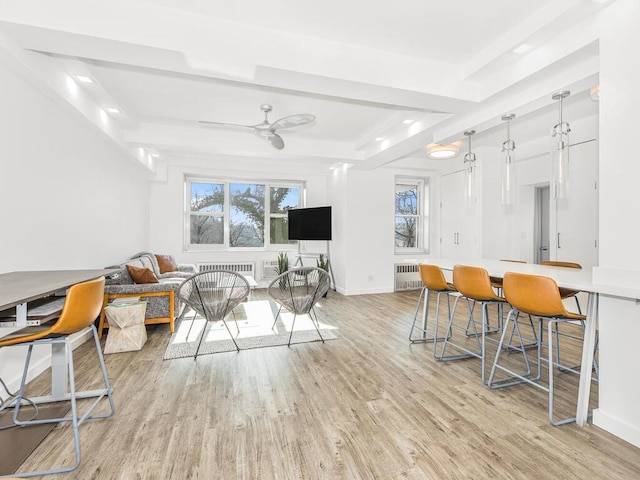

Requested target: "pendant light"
[
  {"left": 551, "top": 90, "right": 571, "bottom": 199},
  {"left": 501, "top": 114, "right": 516, "bottom": 205},
  {"left": 463, "top": 129, "right": 476, "bottom": 208}
]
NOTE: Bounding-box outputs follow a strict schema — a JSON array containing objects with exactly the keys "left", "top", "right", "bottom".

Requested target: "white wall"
[
  {"left": 0, "top": 52, "right": 150, "bottom": 388},
  {"left": 480, "top": 114, "right": 598, "bottom": 266},
  {"left": 147, "top": 161, "right": 328, "bottom": 284},
  {"left": 591, "top": 0, "right": 640, "bottom": 447}
]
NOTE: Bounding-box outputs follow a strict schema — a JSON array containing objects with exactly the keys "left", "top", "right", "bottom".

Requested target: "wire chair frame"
[
  {"left": 177, "top": 270, "right": 250, "bottom": 359},
  {"left": 267, "top": 267, "right": 331, "bottom": 346}
]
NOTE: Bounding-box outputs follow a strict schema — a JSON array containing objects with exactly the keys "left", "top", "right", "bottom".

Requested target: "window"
[
  {"left": 269, "top": 186, "right": 299, "bottom": 245},
  {"left": 190, "top": 182, "right": 224, "bottom": 245},
  {"left": 187, "top": 177, "right": 302, "bottom": 249},
  {"left": 395, "top": 177, "right": 429, "bottom": 253}
]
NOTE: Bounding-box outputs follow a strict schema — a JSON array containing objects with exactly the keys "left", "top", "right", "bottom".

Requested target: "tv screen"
[{"left": 287, "top": 206, "right": 332, "bottom": 241}]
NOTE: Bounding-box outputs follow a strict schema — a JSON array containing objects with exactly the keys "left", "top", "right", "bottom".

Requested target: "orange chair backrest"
[
  {"left": 453, "top": 265, "right": 500, "bottom": 301},
  {"left": 540, "top": 260, "right": 582, "bottom": 269},
  {"left": 502, "top": 272, "right": 569, "bottom": 317},
  {"left": 419, "top": 264, "right": 453, "bottom": 292},
  {"left": 49, "top": 277, "right": 105, "bottom": 335}
]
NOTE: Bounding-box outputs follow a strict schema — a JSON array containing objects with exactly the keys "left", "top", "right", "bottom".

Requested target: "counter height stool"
[
  {"left": 539, "top": 260, "right": 597, "bottom": 375},
  {"left": 488, "top": 271, "right": 597, "bottom": 426},
  {"left": 409, "top": 264, "right": 459, "bottom": 355},
  {"left": 0, "top": 276, "right": 115, "bottom": 477},
  {"left": 438, "top": 265, "right": 509, "bottom": 384}
]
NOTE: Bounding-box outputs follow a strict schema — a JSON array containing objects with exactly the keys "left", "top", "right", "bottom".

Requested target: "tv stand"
[{"left": 294, "top": 241, "right": 336, "bottom": 290}]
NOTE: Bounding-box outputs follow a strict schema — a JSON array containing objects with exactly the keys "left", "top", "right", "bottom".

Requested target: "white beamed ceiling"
[{"left": 0, "top": 0, "right": 607, "bottom": 174}]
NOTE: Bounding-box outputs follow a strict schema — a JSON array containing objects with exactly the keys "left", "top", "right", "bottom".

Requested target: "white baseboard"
[
  {"left": 593, "top": 408, "right": 640, "bottom": 448},
  {"left": 336, "top": 286, "right": 394, "bottom": 296}
]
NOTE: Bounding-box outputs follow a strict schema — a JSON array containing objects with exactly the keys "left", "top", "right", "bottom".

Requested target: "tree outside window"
[
  {"left": 270, "top": 187, "right": 299, "bottom": 244},
  {"left": 395, "top": 178, "right": 428, "bottom": 252},
  {"left": 190, "top": 182, "right": 224, "bottom": 245},
  {"left": 187, "top": 178, "right": 302, "bottom": 249}
]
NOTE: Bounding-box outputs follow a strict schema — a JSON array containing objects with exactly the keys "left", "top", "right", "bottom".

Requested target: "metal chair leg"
[
  {"left": 309, "top": 309, "right": 325, "bottom": 343},
  {"left": 287, "top": 314, "right": 298, "bottom": 347}
]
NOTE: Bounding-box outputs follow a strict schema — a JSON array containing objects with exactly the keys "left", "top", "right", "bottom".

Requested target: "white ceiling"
[{"left": 0, "top": 0, "right": 608, "bottom": 174}]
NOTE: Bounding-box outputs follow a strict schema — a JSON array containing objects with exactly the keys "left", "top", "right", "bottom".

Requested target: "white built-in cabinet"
[
  {"left": 440, "top": 170, "right": 476, "bottom": 260},
  {"left": 551, "top": 139, "right": 599, "bottom": 268}
]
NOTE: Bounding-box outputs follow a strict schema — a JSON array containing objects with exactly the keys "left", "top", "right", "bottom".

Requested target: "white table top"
[{"left": 412, "top": 258, "right": 640, "bottom": 300}]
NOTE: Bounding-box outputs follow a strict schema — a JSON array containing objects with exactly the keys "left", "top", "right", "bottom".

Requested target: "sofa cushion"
[
  {"left": 156, "top": 254, "right": 178, "bottom": 274},
  {"left": 126, "top": 264, "right": 159, "bottom": 284},
  {"left": 130, "top": 252, "right": 161, "bottom": 276}
]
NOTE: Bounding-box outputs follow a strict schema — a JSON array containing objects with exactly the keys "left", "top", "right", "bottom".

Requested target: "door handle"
[
  {"left": 540, "top": 246, "right": 548, "bottom": 251},
  {"left": 557, "top": 232, "right": 561, "bottom": 249}
]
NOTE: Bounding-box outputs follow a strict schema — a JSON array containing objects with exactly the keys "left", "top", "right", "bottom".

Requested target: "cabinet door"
[
  {"left": 440, "top": 171, "right": 464, "bottom": 259},
  {"left": 555, "top": 140, "right": 599, "bottom": 268}
]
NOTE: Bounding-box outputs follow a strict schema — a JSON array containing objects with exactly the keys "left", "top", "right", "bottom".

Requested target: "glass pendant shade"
[
  {"left": 500, "top": 114, "right": 516, "bottom": 205},
  {"left": 464, "top": 153, "right": 476, "bottom": 208},
  {"left": 501, "top": 140, "right": 516, "bottom": 205},
  {"left": 463, "top": 130, "right": 476, "bottom": 208},
  {"left": 551, "top": 91, "right": 571, "bottom": 199}
]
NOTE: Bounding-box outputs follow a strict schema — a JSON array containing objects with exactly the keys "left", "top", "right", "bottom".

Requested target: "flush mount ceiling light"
[{"left": 426, "top": 144, "right": 459, "bottom": 159}]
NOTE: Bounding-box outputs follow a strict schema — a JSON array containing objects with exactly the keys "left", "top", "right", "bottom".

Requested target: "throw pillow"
[
  {"left": 126, "top": 264, "right": 159, "bottom": 284},
  {"left": 156, "top": 254, "right": 178, "bottom": 274}
]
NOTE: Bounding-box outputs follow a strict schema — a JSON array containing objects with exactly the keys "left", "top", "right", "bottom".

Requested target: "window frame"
[
  {"left": 185, "top": 176, "right": 304, "bottom": 251},
  {"left": 394, "top": 176, "right": 429, "bottom": 254}
]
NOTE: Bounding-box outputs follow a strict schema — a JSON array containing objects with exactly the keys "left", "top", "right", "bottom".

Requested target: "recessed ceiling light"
[
  {"left": 105, "top": 107, "right": 121, "bottom": 114},
  {"left": 150, "top": 153, "right": 160, "bottom": 158},
  {"left": 402, "top": 119, "right": 414, "bottom": 125},
  {"left": 375, "top": 137, "right": 385, "bottom": 141},
  {"left": 76, "top": 75, "right": 94, "bottom": 84},
  {"left": 513, "top": 44, "right": 533, "bottom": 55}
]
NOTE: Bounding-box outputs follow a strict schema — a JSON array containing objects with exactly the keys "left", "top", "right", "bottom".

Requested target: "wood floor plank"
[{"left": 10, "top": 289, "right": 640, "bottom": 479}]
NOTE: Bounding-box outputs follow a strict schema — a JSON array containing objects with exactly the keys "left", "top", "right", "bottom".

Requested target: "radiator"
[
  {"left": 263, "top": 260, "right": 279, "bottom": 280},
  {"left": 197, "top": 262, "right": 255, "bottom": 278},
  {"left": 395, "top": 263, "right": 422, "bottom": 292}
]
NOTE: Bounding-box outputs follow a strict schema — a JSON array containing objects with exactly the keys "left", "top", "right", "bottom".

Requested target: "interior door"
[{"left": 536, "top": 186, "right": 550, "bottom": 263}]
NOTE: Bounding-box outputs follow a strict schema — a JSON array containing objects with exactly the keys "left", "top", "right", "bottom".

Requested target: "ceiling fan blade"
[
  {"left": 265, "top": 133, "right": 285, "bottom": 149},
  {"left": 271, "top": 114, "right": 316, "bottom": 130},
  {"left": 198, "top": 120, "right": 254, "bottom": 130}
]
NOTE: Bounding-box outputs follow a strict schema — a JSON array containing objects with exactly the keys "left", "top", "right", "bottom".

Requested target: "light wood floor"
[{"left": 13, "top": 289, "right": 640, "bottom": 479}]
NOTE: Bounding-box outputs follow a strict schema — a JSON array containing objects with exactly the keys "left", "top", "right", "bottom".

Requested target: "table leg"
[
  {"left": 576, "top": 292, "right": 598, "bottom": 426},
  {"left": 50, "top": 342, "right": 68, "bottom": 399},
  {"left": 421, "top": 288, "right": 430, "bottom": 339}
]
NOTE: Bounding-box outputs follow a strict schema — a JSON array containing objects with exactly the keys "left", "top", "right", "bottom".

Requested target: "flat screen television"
[{"left": 287, "top": 206, "right": 332, "bottom": 241}]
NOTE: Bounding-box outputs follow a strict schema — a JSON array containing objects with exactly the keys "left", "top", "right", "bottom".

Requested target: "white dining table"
[{"left": 412, "top": 258, "right": 640, "bottom": 427}]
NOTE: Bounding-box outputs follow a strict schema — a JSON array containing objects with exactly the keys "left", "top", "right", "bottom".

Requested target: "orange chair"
[
  {"left": 540, "top": 260, "right": 583, "bottom": 311},
  {"left": 488, "top": 272, "right": 597, "bottom": 425},
  {"left": 438, "top": 265, "right": 508, "bottom": 384},
  {"left": 409, "top": 264, "right": 458, "bottom": 355},
  {"left": 539, "top": 260, "right": 597, "bottom": 374},
  {"left": 490, "top": 259, "right": 526, "bottom": 293},
  {"left": 0, "top": 277, "right": 115, "bottom": 477}
]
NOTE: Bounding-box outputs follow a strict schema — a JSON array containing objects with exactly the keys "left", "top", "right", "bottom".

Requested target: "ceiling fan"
[{"left": 199, "top": 104, "right": 315, "bottom": 150}]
